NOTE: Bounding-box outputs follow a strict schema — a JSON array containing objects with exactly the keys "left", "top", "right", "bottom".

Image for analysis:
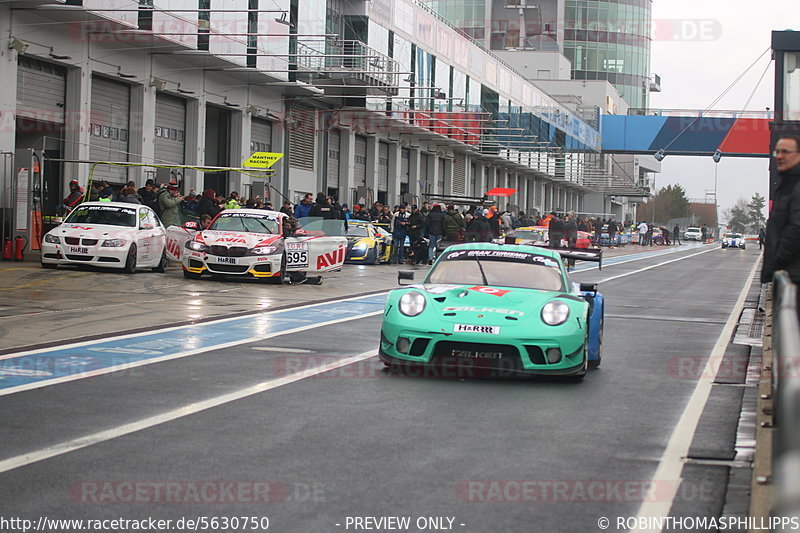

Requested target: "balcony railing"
[{"left": 296, "top": 38, "right": 400, "bottom": 93}]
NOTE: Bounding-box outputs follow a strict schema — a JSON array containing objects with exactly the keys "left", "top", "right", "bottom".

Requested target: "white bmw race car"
[
  {"left": 721, "top": 233, "right": 746, "bottom": 249},
  {"left": 41, "top": 202, "right": 168, "bottom": 273},
  {"left": 169, "top": 209, "right": 347, "bottom": 283}
]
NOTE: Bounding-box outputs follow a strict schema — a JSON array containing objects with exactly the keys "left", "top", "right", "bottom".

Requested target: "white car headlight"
[
  {"left": 44, "top": 234, "right": 59, "bottom": 244},
  {"left": 101, "top": 238, "right": 128, "bottom": 247},
  {"left": 250, "top": 245, "right": 277, "bottom": 255},
  {"left": 186, "top": 240, "right": 207, "bottom": 252},
  {"left": 541, "top": 300, "right": 570, "bottom": 326},
  {"left": 399, "top": 291, "right": 426, "bottom": 317}
]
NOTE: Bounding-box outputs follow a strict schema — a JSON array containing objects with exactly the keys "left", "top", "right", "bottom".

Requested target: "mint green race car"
[{"left": 379, "top": 243, "right": 604, "bottom": 379}]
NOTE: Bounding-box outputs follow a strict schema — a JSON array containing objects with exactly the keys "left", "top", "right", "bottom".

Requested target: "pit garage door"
[
  {"left": 377, "top": 141, "right": 389, "bottom": 195},
  {"left": 437, "top": 157, "right": 446, "bottom": 194},
  {"left": 419, "top": 153, "right": 430, "bottom": 197},
  {"left": 326, "top": 129, "right": 340, "bottom": 192},
  {"left": 17, "top": 56, "right": 66, "bottom": 124},
  {"left": 154, "top": 92, "right": 186, "bottom": 183},
  {"left": 453, "top": 153, "right": 466, "bottom": 195},
  {"left": 90, "top": 77, "right": 130, "bottom": 184},
  {"left": 354, "top": 135, "right": 367, "bottom": 186}
]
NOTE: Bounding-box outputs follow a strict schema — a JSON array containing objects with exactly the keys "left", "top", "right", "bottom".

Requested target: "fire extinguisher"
[
  {"left": 14, "top": 236, "right": 26, "bottom": 261},
  {"left": 3, "top": 239, "right": 11, "bottom": 261}
]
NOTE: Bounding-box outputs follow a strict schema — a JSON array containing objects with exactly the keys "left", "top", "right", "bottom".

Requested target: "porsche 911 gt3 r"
[
  {"left": 177, "top": 209, "right": 347, "bottom": 283},
  {"left": 40, "top": 202, "right": 168, "bottom": 273},
  {"left": 379, "top": 243, "right": 604, "bottom": 379},
  {"left": 721, "top": 233, "right": 746, "bottom": 249},
  {"left": 345, "top": 221, "right": 392, "bottom": 264}
]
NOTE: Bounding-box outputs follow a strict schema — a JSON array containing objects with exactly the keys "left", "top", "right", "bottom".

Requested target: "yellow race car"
[{"left": 345, "top": 221, "right": 393, "bottom": 264}]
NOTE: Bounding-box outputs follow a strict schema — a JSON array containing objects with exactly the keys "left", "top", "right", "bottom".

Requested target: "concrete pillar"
[
  {"left": 129, "top": 84, "right": 154, "bottom": 186},
  {"left": 63, "top": 58, "right": 92, "bottom": 188},
  {"left": 228, "top": 109, "right": 245, "bottom": 195},
  {"left": 340, "top": 128, "right": 355, "bottom": 206},
  {"left": 387, "top": 141, "right": 401, "bottom": 207},
  {"left": 408, "top": 147, "right": 420, "bottom": 202},
  {"left": 184, "top": 97, "right": 205, "bottom": 194}
]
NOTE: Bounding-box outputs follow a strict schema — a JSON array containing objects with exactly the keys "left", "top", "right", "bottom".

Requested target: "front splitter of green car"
[{"left": 378, "top": 288, "right": 589, "bottom": 377}]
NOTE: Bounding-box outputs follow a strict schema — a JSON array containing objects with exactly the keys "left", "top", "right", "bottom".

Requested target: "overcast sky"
[{"left": 648, "top": 0, "right": 796, "bottom": 219}]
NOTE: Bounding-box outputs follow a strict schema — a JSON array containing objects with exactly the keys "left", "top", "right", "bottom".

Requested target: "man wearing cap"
[
  {"left": 159, "top": 185, "right": 183, "bottom": 227},
  {"left": 63, "top": 179, "right": 84, "bottom": 214}
]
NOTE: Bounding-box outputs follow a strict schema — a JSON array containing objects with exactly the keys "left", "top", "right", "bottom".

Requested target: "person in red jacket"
[{"left": 63, "top": 180, "right": 84, "bottom": 213}]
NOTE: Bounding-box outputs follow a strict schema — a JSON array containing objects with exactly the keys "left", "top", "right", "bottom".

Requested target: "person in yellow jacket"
[{"left": 224, "top": 191, "right": 242, "bottom": 210}]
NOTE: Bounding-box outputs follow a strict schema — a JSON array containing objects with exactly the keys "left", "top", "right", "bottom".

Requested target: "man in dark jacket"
[
  {"left": 138, "top": 179, "right": 158, "bottom": 212},
  {"left": 549, "top": 212, "right": 564, "bottom": 248},
  {"left": 673, "top": 224, "right": 682, "bottom": 245},
  {"left": 425, "top": 204, "right": 445, "bottom": 261},
  {"left": 466, "top": 210, "right": 492, "bottom": 242},
  {"left": 310, "top": 193, "right": 335, "bottom": 219},
  {"left": 63, "top": 180, "right": 84, "bottom": 213},
  {"left": 391, "top": 205, "right": 410, "bottom": 264},
  {"left": 407, "top": 205, "right": 426, "bottom": 241},
  {"left": 762, "top": 135, "right": 800, "bottom": 290},
  {"left": 563, "top": 211, "right": 578, "bottom": 248}
]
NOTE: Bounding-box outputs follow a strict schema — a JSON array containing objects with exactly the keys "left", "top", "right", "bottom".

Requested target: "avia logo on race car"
[
  {"left": 467, "top": 286, "right": 510, "bottom": 297},
  {"left": 444, "top": 306, "right": 524, "bottom": 317},
  {"left": 256, "top": 236, "right": 281, "bottom": 247},
  {"left": 316, "top": 245, "right": 347, "bottom": 269},
  {"left": 216, "top": 237, "right": 247, "bottom": 244}
]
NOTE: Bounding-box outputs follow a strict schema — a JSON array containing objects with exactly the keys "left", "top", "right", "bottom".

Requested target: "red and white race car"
[{"left": 166, "top": 209, "right": 347, "bottom": 284}]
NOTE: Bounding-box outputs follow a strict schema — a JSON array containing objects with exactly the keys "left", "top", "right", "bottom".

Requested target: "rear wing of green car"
[{"left": 556, "top": 247, "right": 603, "bottom": 270}]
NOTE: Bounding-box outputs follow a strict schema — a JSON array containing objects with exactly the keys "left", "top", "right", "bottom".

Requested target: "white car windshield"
[
  {"left": 426, "top": 249, "right": 565, "bottom": 291},
  {"left": 726, "top": 233, "right": 742, "bottom": 239},
  {"left": 347, "top": 226, "right": 370, "bottom": 237},
  {"left": 516, "top": 228, "right": 546, "bottom": 241},
  {"left": 65, "top": 205, "right": 136, "bottom": 227},
  {"left": 210, "top": 212, "right": 279, "bottom": 234}
]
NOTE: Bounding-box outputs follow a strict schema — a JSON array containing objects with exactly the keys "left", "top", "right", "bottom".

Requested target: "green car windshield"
[{"left": 426, "top": 249, "right": 565, "bottom": 292}]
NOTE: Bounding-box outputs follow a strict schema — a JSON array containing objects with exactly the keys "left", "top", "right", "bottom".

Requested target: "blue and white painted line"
[
  {"left": 0, "top": 294, "right": 388, "bottom": 396},
  {"left": 570, "top": 242, "right": 710, "bottom": 273}
]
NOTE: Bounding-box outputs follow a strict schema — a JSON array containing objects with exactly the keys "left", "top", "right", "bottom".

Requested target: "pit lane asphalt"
[{"left": 0, "top": 244, "right": 760, "bottom": 532}]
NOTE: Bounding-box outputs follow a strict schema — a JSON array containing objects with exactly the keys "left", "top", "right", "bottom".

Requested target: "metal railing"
[
  {"left": 296, "top": 38, "right": 399, "bottom": 88},
  {"left": 771, "top": 271, "right": 800, "bottom": 530}
]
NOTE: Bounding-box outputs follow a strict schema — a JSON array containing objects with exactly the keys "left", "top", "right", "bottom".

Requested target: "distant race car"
[
  {"left": 379, "top": 243, "right": 604, "bottom": 379},
  {"left": 514, "top": 226, "right": 594, "bottom": 249},
  {"left": 344, "top": 221, "right": 392, "bottom": 264},
  {"left": 169, "top": 209, "right": 347, "bottom": 283},
  {"left": 41, "top": 202, "right": 168, "bottom": 273},
  {"left": 684, "top": 227, "right": 703, "bottom": 241},
  {"left": 721, "top": 233, "right": 746, "bottom": 249}
]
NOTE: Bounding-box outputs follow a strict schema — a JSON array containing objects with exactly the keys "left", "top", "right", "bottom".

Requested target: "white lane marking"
[
  {"left": 0, "top": 311, "right": 383, "bottom": 398},
  {"left": 0, "top": 292, "right": 388, "bottom": 361},
  {"left": 629, "top": 256, "right": 761, "bottom": 533},
  {"left": 250, "top": 346, "right": 316, "bottom": 353},
  {"left": 0, "top": 350, "right": 377, "bottom": 474},
  {"left": 572, "top": 243, "right": 710, "bottom": 273},
  {"left": 595, "top": 248, "right": 717, "bottom": 283}
]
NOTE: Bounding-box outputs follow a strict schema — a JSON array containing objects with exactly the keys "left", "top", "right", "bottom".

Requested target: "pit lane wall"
[{"left": 757, "top": 272, "right": 800, "bottom": 531}]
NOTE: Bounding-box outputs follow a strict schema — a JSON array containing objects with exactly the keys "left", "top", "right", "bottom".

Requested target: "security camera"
[
  {"left": 653, "top": 149, "right": 665, "bottom": 162},
  {"left": 712, "top": 149, "right": 722, "bottom": 163}
]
